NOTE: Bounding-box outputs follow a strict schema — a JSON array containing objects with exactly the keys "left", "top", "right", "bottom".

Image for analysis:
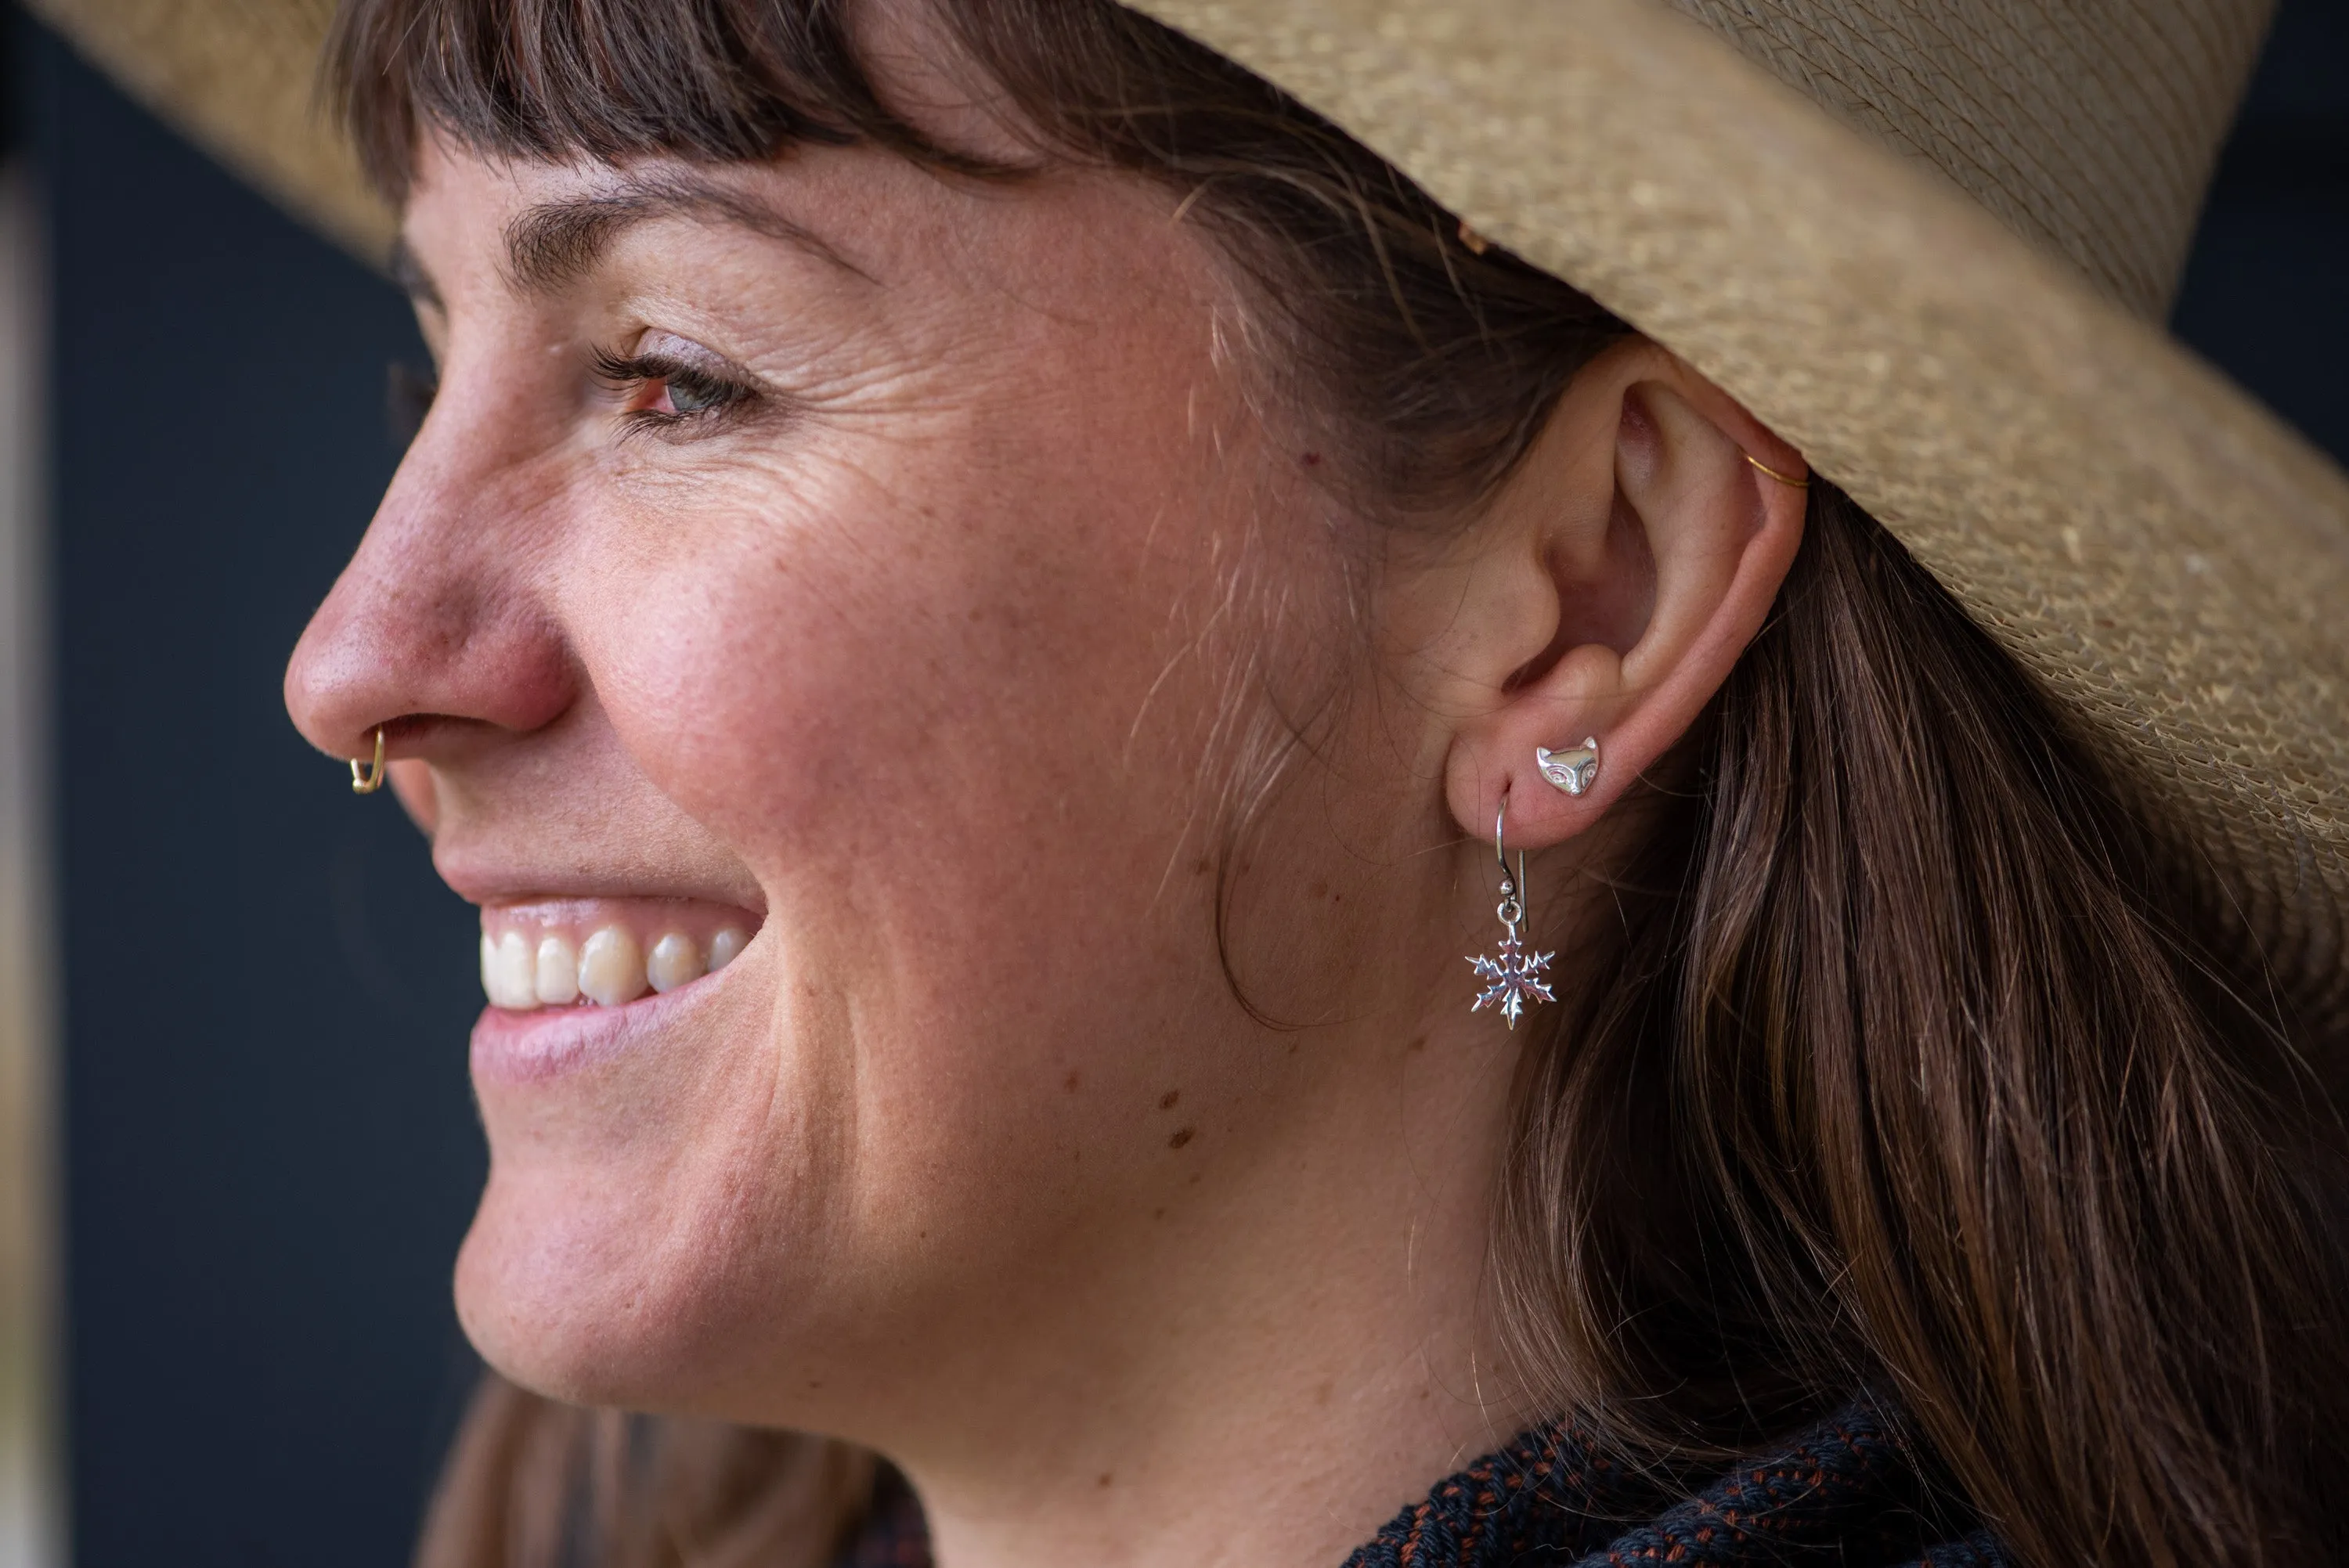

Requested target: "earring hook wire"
[{"left": 1494, "top": 789, "right": 1528, "bottom": 907}]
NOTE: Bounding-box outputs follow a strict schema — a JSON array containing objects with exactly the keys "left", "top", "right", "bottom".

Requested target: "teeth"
[
  {"left": 579, "top": 925, "right": 647, "bottom": 1007},
  {"left": 535, "top": 935, "right": 579, "bottom": 1005},
  {"left": 483, "top": 916, "right": 747, "bottom": 1009},
  {"left": 646, "top": 932, "right": 703, "bottom": 994},
  {"left": 488, "top": 930, "right": 538, "bottom": 1011}
]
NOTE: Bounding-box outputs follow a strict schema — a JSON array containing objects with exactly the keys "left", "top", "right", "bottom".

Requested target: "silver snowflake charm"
[{"left": 1469, "top": 916, "right": 1555, "bottom": 1029}]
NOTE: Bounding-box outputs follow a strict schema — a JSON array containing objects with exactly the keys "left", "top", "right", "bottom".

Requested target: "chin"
[
  {"left": 452, "top": 1165, "right": 706, "bottom": 1407},
  {"left": 449, "top": 1126, "right": 843, "bottom": 1417},
  {"left": 449, "top": 930, "right": 843, "bottom": 1409}
]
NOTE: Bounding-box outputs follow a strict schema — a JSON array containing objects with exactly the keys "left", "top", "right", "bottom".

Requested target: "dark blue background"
[
  {"left": 4, "top": 2, "right": 2344, "bottom": 1562},
  {"left": 9, "top": 10, "right": 487, "bottom": 1563}
]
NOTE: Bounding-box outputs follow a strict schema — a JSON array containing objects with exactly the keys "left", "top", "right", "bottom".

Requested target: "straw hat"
[{"left": 29, "top": 0, "right": 2349, "bottom": 1020}]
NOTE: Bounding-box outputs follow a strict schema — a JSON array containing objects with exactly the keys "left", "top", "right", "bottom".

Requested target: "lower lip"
[{"left": 470, "top": 973, "right": 723, "bottom": 1086}]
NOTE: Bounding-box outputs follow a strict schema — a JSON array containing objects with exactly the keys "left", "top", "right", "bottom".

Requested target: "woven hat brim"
[
  {"left": 29, "top": 0, "right": 2349, "bottom": 1012},
  {"left": 21, "top": 0, "right": 390, "bottom": 258},
  {"left": 1131, "top": 0, "right": 2349, "bottom": 1011}
]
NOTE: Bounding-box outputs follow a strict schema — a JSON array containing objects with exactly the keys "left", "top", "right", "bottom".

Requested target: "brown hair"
[{"left": 329, "top": 2, "right": 2349, "bottom": 1565}]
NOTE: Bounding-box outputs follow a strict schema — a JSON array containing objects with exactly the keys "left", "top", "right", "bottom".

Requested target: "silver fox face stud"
[{"left": 1535, "top": 737, "right": 1601, "bottom": 797}]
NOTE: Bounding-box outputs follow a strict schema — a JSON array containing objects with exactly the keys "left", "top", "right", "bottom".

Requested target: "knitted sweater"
[{"left": 830, "top": 1405, "right": 2008, "bottom": 1567}]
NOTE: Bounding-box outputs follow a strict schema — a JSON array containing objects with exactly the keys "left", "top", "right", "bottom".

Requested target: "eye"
[
  {"left": 594, "top": 340, "right": 758, "bottom": 434},
  {"left": 659, "top": 369, "right": 731, "bottom": 416}
]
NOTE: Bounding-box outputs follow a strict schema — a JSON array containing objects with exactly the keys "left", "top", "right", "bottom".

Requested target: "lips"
[{"left": 477, "top": 898, "right": 758, "bottom": 1011}]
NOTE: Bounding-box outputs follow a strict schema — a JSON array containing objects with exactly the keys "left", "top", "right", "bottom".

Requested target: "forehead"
[
  {"left": 393, "top": 134, "right": 1200, "bottom": 322},
  {"left": 388, "top": 0, "right": 1069, "bottom": 312},
  {"left": 395, "top": 154, "right": 870, "bottom": 302}
]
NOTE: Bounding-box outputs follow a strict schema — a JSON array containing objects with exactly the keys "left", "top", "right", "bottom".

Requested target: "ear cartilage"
[{"left": 1535, "top": 737, "right": 1601, "bottom": 798}]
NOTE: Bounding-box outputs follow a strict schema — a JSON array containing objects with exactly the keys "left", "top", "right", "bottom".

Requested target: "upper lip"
[{"left": 431, "top": 852, "right": 767, "bottom": 917}]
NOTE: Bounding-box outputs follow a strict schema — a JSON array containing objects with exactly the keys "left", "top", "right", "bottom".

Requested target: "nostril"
[
  {"left": 369, "top": 712, "right": 504, "bottom": 764},
  {"left": 378, "top": 712, "right": 446, "bottom": 748},
  {"left": 319, "top": 712, "right": 485, "bottom": 775}
]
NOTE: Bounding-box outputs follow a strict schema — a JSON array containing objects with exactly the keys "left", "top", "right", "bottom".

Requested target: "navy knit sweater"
[{"left": 830, "top": 1405, "right": 2008, "bottom": 1566}]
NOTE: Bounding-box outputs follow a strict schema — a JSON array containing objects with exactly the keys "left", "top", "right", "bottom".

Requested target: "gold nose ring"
[{"left": 349, "top": 726, "right": 388, "bottom": 795}]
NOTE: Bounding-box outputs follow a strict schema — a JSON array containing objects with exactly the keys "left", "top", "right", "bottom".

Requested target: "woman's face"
[{"left": 285, "top": 124, "right": 1495, "bottom": 1432}]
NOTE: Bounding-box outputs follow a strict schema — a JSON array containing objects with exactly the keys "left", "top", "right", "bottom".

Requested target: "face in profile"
[
  {"left": 254, "top": 0, "right": 2349, "bottom": 1559},
  {"left": 282, "top": 76, "right": 1509, "bottom": 1440}
]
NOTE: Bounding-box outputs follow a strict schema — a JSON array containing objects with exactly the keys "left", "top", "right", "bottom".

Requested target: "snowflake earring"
[{"left": 1468, "top": 789, "right": 1556, "bottom": 1029}]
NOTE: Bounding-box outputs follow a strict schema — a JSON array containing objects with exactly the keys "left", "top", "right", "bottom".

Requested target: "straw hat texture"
[{"left": 28, "top": 0, "right": 2349, "bottom": 1020}]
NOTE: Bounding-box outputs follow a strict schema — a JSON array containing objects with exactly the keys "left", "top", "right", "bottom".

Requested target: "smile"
[{"left": 477, "top": 899, "right": 757, "bottom": 1011}]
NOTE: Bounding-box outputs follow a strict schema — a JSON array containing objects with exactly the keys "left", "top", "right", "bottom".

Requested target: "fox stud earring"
[{"left": 1536, "top": 736, "right": 1600, "bottom": 797}]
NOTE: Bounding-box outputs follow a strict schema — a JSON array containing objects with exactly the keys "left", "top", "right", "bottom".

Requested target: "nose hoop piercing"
[
  {"left": 348, "top": 727, "right": 388, "bottom": 795},
  {"left": 1467, "top": 791, "right": 1557, "bottom": 1029},
  {"left": 1536, "top": 736, "right": 1601, "bottom": 797}
]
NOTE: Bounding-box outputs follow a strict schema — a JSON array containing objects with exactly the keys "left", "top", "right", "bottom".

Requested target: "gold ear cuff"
[{"left": 1745, "top": 452, "right": 1811, "bottom": 488}]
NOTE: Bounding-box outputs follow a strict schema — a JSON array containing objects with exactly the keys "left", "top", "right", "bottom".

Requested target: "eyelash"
[
  {"left": 592, "top": 347, "right": 759, "bottom": 437},
  {"left": 381, "top": 346, "right": 763, "bottom": 448}
]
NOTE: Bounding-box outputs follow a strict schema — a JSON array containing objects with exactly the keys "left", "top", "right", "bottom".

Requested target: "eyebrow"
[{"left": 501, "top": 171, "right": 875, "bottom": 295}]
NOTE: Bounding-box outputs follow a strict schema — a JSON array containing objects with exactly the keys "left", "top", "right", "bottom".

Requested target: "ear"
[{"left": 1420, "top": 340, "right": 1808, "bottom": 849}]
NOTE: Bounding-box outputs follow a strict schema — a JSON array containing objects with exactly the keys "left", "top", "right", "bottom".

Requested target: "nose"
[{"left": 283, "top": 410, "right": 578, "bottom": 768}]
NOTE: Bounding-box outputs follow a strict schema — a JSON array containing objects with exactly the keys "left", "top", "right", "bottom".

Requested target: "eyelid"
[
  {"left": 591, "top": 334, "right": 768, "bottom": 438},
  {"left": 591, "top": 345, "right": 749, "bottom": 397},
  {"left": 633, "top": 326, "right": 724, "bottom": 362},
  {"left": 601, "top": 328, "right": 758, "bottom": 387}
]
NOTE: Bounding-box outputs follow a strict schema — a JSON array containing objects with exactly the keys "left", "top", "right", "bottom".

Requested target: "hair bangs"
[{"left": 327, "top": 0, "right": 925, "bottom": 200}]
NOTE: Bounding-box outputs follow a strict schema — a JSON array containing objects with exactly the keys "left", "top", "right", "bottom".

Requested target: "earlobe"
[{"left": 1435, "top": 351, "right": 1807, "bottom": 853}]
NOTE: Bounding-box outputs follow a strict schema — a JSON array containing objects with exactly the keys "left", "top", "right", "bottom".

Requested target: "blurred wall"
[
  {"left": 2172, "top": 0, "right": 2349, "bottom": 459},
  {"left": 1, "top": 8, "right": 60, "bottom": 1558},
  {"left": 2, "top": 1, "right": 2343, "bottom": 1565},
  {"left": 18, "top": 12, "right": 488, "bottom": 1567}
]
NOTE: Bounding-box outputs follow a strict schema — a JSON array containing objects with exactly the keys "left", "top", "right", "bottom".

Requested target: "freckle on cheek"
[{"left": 1168, "top": 1127, "right": 1196, "bottom": 1150}]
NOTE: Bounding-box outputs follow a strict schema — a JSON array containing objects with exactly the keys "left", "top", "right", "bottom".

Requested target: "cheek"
[
  {"left": 463, "top": 252, "right": 1338, "bottom": 1414},
  {"left": 576, "top": 432, "right": 1156, "bottom": 869},
  {"left": 556, "top": 407, "right": 1270, "bottom": 1187}
]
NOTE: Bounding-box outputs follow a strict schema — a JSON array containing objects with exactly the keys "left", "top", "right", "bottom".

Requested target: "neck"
[{"left": 875, "top": 1007, "right": 1535, "bottom": 1568}]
